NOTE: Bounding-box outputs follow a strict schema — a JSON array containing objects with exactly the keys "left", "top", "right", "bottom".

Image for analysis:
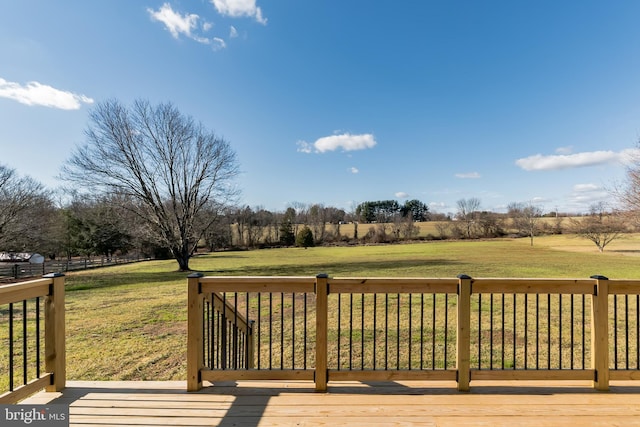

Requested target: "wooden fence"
[
  {"left": 0, "top": 274, "right": 66, "bottom": 403},
  {"left": 187, "top": 273, "right": 640, "bottom": 392},
  {"left": 0, "top": 255, "right": 149, "bottom": 282}
]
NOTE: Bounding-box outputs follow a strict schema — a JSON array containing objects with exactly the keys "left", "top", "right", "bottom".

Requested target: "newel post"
[
  {"left": 315, "top": 273, "right": 329, "bottom": 392},
  {"left": 44, "top": 273, "right": 66, "bottom": 392},
  {"left": 456, "top": 274, "right": 472, "bottom": 391},
  {"left": 187, "top": 273, "right": 204, "bottom": 392},
  {"left": 591, "top": 275, "right": 609, "bottom": 391}
]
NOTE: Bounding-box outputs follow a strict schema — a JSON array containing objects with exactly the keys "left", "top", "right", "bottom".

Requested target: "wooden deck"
[{"left": 21, "top": 380, "right": 640, "bottom": 426}]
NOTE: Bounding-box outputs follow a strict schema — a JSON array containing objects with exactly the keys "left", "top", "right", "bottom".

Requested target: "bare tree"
[
  {"left": 62, "top": 99, "right": 239, "bottom": 271},
  {"left": 617, "top": 145, "right": 640, "bottom": 228},
  {"left": 0, "top": 165, "right": 50, "bottom": 251},
  {"left": 569, "top": 203, "right": 626, "bottom": 252},
  {"left": 456, "top": 198, "right": 481, "bottom": 239},
  {"left": 508, "top": 202, "right": 543, "bottom": 246}
]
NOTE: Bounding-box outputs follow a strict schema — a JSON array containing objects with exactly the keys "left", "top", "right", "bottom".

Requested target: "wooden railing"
[
  {"left": 187, "top": 273, "right": 640, "bottom": 392},
  {"left": 0, "top": 273, "right": 66, "bottom": 403}
]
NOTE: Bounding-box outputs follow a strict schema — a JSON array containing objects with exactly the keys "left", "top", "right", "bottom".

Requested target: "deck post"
[
  {"left": 44, "top": 273, "right": 66, "bottom": 392},
  {"left": 187, "top": 273, "right": 205, "bottom": 392},
  {"left": 315, "top": 273, "right": 329, "bottom": 392},
  {"left": 590, "top": 275, "right": 609, "bottom": 391},
  {"left": 457, "top": 274, "right": 472, "bottom": 391}
]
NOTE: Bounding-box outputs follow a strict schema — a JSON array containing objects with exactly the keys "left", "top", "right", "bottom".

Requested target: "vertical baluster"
[
  {"left": 337, "top": 293, "right": 341, "bottom": 370},
  {"left": 204, "top": 297, "right": 209, "bottom": 368},
  {"left": 547, "top": 294, "right": 551, "bottom": 370},
  {"left": 257, "top": 293, "right": 261, "bottom": 369},
  {"left": 432, "top": 293, "right": 436, "bottom": 369},
  {"left": 420, "top": 293, "right": 424, "bottom": 370},
  {"left": 625, "top": 295, "right": 629, "bottom": 370},
  {"left": 36, "top": 297, "right": 41, "bottom": 377},
  {"left": 490, "top": 294, "right": 494, "bottom": 370},
  {"left": 349, "top": 293, "right": 353, "bottom": 370},
  {"left": 559, "top": 294, "right": 562, "bottom": 369},
  {"left": 444, "top": 294, "right": 449, "bottom": 369},
  {"left": 247, "top": 292, "right": 251, "bottom": 370},
  {"left": 614, "top": 295, "right": 618, "bottom": 369},
  {"left": 501, "top": 294, "right": 505, "bottom": 369},
  {"left": 292, "top": 292, "right": 296, "bottom": 369},
  {"left": 582, "top": 294, "right": 586, "bottom": 370},
  {"left": 304, "top": 293, "right": 308, "bottom": 370},
  {"left": 373, "top": 294, "right": 377, "bottom": 369},
  {"left": 385, "top": 294, "right": 389, "bottom": 370},
  {"left": 361, "top": 293, "right": 365, "bottom": 370},
  {"left": 524, "top": 294, "right": 528, "bottom": 370},
  {"left": 478, "top": 294, "right": 482, "bottom": 370},
  {"left": 408, "top": 294, "right": 412, "bottom": 370},
  {"left": 510, "top": 294, "right": 515, "bottom": 369},
  {"left": 23, "top": 299, "right": 27, "bottom": 385},
  {"left": 9, "top": 302, "right": 14, "bottom": 391},
  {"left": 570, "top": 294, "right": 575, "bottom": 370},
  {"left": 397, "top": 293, "right": 401, "bottom": 370},
  {"left": 269, "top": 293, "right": 272, "bottom": 369},
  {"left": 536, "top": 294, "right": 540, "bottom": 370},
  {"left": 280, "top": 293, "right": 284, "bottom": 370}
]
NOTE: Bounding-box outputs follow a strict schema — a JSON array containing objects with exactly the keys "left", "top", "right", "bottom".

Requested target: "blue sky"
[{"left": 2, "top": 1, "right": 640, "bottom": 215}]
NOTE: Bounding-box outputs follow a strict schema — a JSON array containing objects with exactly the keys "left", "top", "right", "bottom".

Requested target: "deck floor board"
[{"left": 21, "top": 380, "right": 640, "bottom": 426}]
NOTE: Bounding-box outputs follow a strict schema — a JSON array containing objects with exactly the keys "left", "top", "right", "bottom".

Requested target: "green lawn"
[{"left": 4, "top": 235, "right": 640, "bottom": 386}]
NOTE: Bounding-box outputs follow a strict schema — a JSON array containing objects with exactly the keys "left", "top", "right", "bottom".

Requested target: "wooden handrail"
[
  {"left": 0, "top": 273, "right": 65, "bottom": 403},
  {"left": 187, "top": 274, "right": 640, "bottom": 392}
]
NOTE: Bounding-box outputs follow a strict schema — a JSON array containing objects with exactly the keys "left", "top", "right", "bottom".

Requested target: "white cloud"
[
  {"left": 395, "top": 192, "right": 410, "bottom": 199},
  {"left": 148, "top": 3, "right": 225, "bottom": 49},
  {"left": 148, "top": 3, "right": 199, "bottom": 39},
  {"left": 296, "top": 141, "right": 313, "bottom": 153},
  {"left": 563, "top": 182, "right": 612, "bottom": 212},
  {"left": 530, "top": 196, "right": 549, "bottom": 204},
  {"left": 211, "top": 0, "right": 267, "bottom": 24},
  {"left": 515, "top": 149, "right": 637, "bottom": 171},
  {"left": 298, "top": 133, "right": 377, "bottom": 154},
  {"left": 573, "top": 183, "right": 601, "bottom": 192},
  {"left": 555, "top": 146, "right": 573, "bottom": 154},
  {"left": 350, "top": 167, "right": 359, "bottom": 174},
  {"left": 455, "top": 172, "right": 481, "bottom": 179},
  {"left": 229, "top": 26, "right": 238, "bottom": 38},
  {"left": 212, "top": 37, "right": 227, "bottom": 50},
  {"left": 0, "top": 78, "right": 93, "bottom": 110},
  {"left": 429, "top": 201, "right": 449, "bottom": 212}
]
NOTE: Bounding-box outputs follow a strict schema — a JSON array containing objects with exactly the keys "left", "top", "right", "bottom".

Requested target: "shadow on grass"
[
  {"left": 64, "top": 258, "right": 460, "bottom": 293},
  {"left": 65, "top": 270, "right": 188, "bottom": 292},
  {"left": 196, "top": 258, "right": 459, "bottom": 277}
]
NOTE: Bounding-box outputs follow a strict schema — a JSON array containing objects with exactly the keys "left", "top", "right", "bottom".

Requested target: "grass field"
[{"left": 3, "top": 234, "right": 640, "bottom": 387}]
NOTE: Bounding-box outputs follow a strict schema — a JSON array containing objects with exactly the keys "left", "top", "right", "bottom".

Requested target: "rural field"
[{"left": 4, "top": 234, "right": 640, "bottom": 386}]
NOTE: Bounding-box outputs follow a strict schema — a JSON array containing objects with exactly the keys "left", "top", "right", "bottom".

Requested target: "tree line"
[{"left": 1, "top": 99, "right": 638, "bottom": 271}]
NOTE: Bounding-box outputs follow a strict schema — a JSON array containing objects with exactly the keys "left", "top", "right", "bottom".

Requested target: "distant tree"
[
  {"left": 569, "top": 203, "right": 626, "bottom": 252},
  {"left": 477, "top": 211, "right": 504, "bottom": 238},
  {"left": 279, "top": 208, "right": 296, "bottom": 246},
  {"left": 0, "top": 165, "right": 52, "bottom": 251},
  {"left": 397, "top": 216, "right": 420, "bottom": 240},
  {"left": 88, "top": 198, "right": 133, "bottom": 257},
  {"left": 296, "top": 226, "right": 314, "bottom": 248},
  {"left": 308, "top": 204, "right": 329, "bottom": 243},
  {"left": 508, "top": 202, "right": 543, "bottom": 246},
  {"left": 401, "top": 199, "right": 430, "bottom": 222},
  {"left": 62, "top": 99, "right": 239, "bottom": 270},
  {"left": 456, "top": 198, "right": 481, "bottom": 239}
]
